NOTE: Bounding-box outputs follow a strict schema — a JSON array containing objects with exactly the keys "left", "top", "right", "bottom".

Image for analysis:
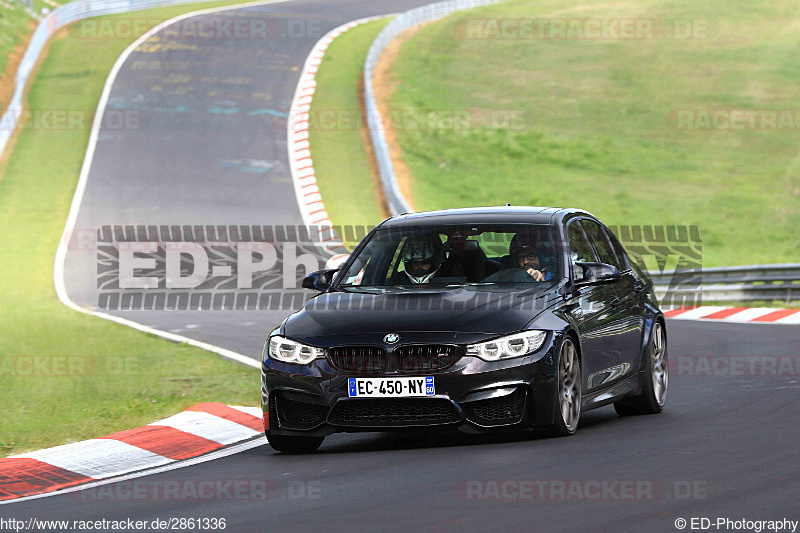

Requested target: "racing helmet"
[{"left": 402, "top": 237, "right": 444, "bottom": 283}]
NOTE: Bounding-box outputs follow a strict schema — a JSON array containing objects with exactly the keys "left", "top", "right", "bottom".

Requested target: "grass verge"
[
  {"left": 380, "top": 0, "right": 799, "bottom": 267},
  {"left": 309, "top": 18, "right": 392, "bottom": 248},
  {"left": 0, "top": 3, "right": 32, "bottom": 77},
  {"left": 0, "top": 0, "right": 267, "bottom": 457},
  {"left": 0, "top": 3, "right": 35, "bottom": 113}
]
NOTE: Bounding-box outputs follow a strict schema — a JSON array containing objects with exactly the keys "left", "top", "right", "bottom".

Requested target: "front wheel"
[
  {"left": 614, "top": 320, "right": 668, "bottom": 416},
  {"left": 546, "top": 336, "right": 581, "bottom": 437},
  {"left": 266, "top": 431, "right": 324, "bottom": 453}
]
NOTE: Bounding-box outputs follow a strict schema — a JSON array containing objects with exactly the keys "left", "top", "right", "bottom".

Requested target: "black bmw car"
[{"left": 261, "top": 207, "right": 668, "bottom": 453}]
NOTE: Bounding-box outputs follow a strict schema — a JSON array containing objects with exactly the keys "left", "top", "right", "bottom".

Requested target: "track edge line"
[{"left": 50, "top": 0, "right": 295, "bottom": 370}]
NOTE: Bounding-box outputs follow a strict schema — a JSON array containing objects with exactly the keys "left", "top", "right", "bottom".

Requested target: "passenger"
[{"left": 510, "top": 237, "right": 553, "bottom": 282}]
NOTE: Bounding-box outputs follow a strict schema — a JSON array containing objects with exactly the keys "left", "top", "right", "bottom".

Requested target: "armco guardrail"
[
  {"left": 364, "top": 0, "right": 500, "bottom": 216},
  {"left": 0, "top": 0, "right": 260, "bottom": 158},
  {"left": 649, "top": 263, "right": 800, "bottom": 304}
]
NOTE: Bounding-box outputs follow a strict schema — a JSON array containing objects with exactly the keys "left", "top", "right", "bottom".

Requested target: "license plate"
[{"left": 348, "top": 377, "right": 435, "bottom": 398}]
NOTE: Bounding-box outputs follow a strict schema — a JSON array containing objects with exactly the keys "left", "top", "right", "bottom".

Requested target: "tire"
[
  {"left": 266, "top": 431, "right": 324, "bottom": 453},
  {"left": 546, "top": 336, "right": 581, "bottom": 437},
  {"left": 614, "top": 320, "right": 668, "bottom": 416}
]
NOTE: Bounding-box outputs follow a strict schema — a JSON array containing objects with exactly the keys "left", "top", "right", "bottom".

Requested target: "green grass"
[
  {"left": 0, "top": 0, "right": 268, "bottom": 457},
  {"left": 0, "top": 3, "right": 33, "bottom": 89},
  {"left": 310, "top": 18, "right": 391, "bottom": 247},
  {"left": 381, "top": 0, "right": 800, "bottom": 267}
]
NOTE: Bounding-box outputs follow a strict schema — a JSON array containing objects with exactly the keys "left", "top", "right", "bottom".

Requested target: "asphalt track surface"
[
  {"left": 7, "top": 321, "right": 799, "bottom": 531},
  {"left": 62, "top": 0, "right": 435, "bottom": 357},
  {"left": 27, "top": 0, "right": 800, "bottom": 530}
]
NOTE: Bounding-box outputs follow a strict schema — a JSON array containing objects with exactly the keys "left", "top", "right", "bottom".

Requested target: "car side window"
[
  {"left": 580, "top": 219, "right": 619, "bottom": 268},
  {"left": 604, "top": 227, "right": 630, "bottom": 270},
  {"left": 567, "top": 222, "right": 597, "bottom": 281}
]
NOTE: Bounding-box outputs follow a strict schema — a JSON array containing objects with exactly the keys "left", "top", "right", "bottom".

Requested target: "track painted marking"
[
  {"left": 665, "top": 306, "right": 800, "bottom": 324},
  {"left": 13, "top": 440, "right": 171, "bottom": 479},
  {"left": 151, "top": 411, "right": 260, "bottom": 445},
  {"left": 2, "top": 438, "right": 266, "bottom": 505},
  {"left": 51, "top": 0, "right": 296, "bottom": 371}
]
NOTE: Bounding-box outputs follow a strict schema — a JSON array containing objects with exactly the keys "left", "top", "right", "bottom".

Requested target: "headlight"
[
  {"left": 267, "top": 336, "right": 326, "bottom": 364},
  {"left": 466, "top": 331, "right": 547, "bottom": 361}
]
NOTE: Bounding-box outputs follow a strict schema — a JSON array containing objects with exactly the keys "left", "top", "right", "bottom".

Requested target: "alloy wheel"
[
  {"left": 651, "top": 322, "right": 668, "bottom": 406},
  {"left": 559, "top": 338, "right": 581, "bottom": 432}
]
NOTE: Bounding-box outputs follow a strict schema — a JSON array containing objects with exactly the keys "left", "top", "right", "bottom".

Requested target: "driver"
[
  {"left": 398, "top": 236, "right": 446, "bottom": 284},
  {"left": 510, "top": 236, "right": 553, "bottom": 282}
]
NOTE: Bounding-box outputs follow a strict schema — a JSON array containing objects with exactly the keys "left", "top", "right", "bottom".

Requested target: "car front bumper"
[{"left": 261, "top": 331, "right": 565, "bottom": 436}]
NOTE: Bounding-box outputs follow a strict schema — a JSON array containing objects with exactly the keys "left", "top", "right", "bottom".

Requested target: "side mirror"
[
  {"left": 302, "top": 269, "right": 338, "bottom": 291},
  {"left": 574, "top": 262, "right": 620, "bottom": 287}
]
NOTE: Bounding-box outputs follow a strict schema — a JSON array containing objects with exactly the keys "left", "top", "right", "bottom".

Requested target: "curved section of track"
[
  {"left": 28, "top": 1, "right": 800, "bottom": 529},
  {"left": 60, "top": 0, "right": 432, "bottom": 358}
]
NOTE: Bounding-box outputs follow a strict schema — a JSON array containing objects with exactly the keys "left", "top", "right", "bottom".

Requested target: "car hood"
[{"left": 284, "top": 285, "right": 559, "bottom": 340}]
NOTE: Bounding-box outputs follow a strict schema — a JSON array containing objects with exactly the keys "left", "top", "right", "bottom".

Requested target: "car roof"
[{"left": 379, "top": 206, "right": 596, "bottom": 228}]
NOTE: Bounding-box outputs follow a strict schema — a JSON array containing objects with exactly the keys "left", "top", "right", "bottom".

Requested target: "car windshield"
[{"left": 338, "top": 224, "right": 562, "bottom": 288}]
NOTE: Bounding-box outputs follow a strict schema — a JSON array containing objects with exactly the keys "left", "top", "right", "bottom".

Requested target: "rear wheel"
[
  {"left": 266, "top": 431, "right": 324, "bottom": 453},
  {"left": 614, "top": 320, "right": 668, "bottom": 416},
  {"left": 546, "top": 336, "right": 581, "bottom": 437}
]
